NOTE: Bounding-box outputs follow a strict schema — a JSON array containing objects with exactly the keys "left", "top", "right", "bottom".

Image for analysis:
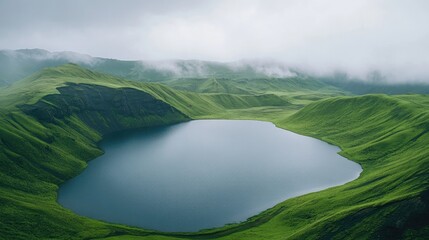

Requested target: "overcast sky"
[{"left": 1, "top": 0, "right": 428, "bottom": 81}]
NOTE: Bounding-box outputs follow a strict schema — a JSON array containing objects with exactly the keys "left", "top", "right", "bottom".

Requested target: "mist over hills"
[
  {"left": 0, "top": 49, "right": 296, "bottom": 83},
  {"left": 1, "top": 49, "right": 429, "bottom": 95}
]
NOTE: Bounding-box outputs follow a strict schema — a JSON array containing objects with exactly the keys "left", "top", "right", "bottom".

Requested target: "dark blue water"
[{"left": 58, "top": 120, "right": 361, "bottom": 232}]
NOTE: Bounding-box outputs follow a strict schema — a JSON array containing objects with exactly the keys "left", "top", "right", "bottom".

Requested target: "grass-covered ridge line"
[
  {"left": 0, "top": 64, "right": 311, "bottom": 119},
  {"left": 2, "top": 49, "right": 429, "bottom": 95},
  {"left": 19, "top": 83, "right": 189, "bottom": 134},
  {"left": 277, "top": 95, "right": 429, "bottom": 239},
  {"left": 0, "top": 64, "right": 428, "bottom": 239}
]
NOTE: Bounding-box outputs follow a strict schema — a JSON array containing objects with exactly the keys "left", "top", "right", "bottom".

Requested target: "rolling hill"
[
  {"left": 0, "top": 63, "right": 428, "bottom": 239},
  {"left": 2, "top": 49, "right": 429, "bottom": 95},
  {"left": 0, "top": 49, "right": 296, "bottom": 84}
]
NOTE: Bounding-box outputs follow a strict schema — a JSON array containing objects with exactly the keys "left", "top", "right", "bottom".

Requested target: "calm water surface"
[{"left": 58, "top": 120, "right": 362, "bottom": 232}]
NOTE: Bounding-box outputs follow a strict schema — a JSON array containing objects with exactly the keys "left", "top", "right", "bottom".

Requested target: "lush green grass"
[
  {"left": 163, "top": 76, "right": 343, "bottom": 94},
  {"left": 275, "top": 94, "right": 429, "bottom": 239},
  {"left": 0, "top": 64, "right": 428, "bottom": 239},
  {"left": 105, "top": 95, "right": 429, "bottom": 240}
]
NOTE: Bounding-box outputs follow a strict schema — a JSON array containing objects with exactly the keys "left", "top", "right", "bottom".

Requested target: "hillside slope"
[
  {"left": 280, "top": 94, "right": 429, "bottom": 239},
  {"left": 0, "top": 64, "right": 428, "bottom": 239},
  {"left": 163, "top": 76, "right": 341, "bottom": 94},
  {"left": 0, "top": 64, "right": 304, "bottom": 118}
]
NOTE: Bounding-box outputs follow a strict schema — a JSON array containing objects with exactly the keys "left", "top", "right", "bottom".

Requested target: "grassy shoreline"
[{"left": 0, "top": 65, "right": 428, "bottom": 239}]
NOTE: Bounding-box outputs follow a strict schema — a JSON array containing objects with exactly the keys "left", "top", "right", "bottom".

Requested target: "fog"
[{"left": 1, "top": 0, "right": 428, "bottom": 82}]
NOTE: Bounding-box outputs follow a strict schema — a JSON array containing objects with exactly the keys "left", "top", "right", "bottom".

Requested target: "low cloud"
[
  {"left": 0, "top": 0, "right": 428, "bottom": 82},
  {"left": 228, "top": 60, "right": 296, "bottom": 78},
  {"left": 2, "top": 49, "right": 99, "bottom": 65},
  {"left": 139, "top": 60, "right": 208, "bottom": 77}
]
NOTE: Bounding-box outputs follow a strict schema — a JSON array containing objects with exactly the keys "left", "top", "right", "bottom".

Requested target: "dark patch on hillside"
[
  {"left": 377, "top": 190, "right": 429, "bottom": 239},
  {"left": 315, "top": 190, "right": 429, "bottom": 240},
  {"left": 19, "top": 83, "right": 189, "bottom": 134}
]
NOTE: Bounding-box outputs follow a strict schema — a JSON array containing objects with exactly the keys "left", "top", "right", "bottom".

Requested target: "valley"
[{"left": 0, "top": 60, "right": 428, "bottom": 239}]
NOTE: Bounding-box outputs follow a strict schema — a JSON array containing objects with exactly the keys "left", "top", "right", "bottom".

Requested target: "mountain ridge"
[{"left": 2, "top": 49, "right": 429, "bottom": 95}]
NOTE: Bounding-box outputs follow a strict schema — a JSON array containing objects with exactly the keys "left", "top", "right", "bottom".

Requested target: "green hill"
[
  {"left": 280, "top": 94, "right": 429, "bottom": 239},
  {"left": 0, "top": 49, "right": 292, "bottom": 84},
  {"left": 0, "top": 63, "right": 428, "bottom": 239},
  {"left": 2, "top": 49, "right": 429, "bottom": 95},
  {"left": 164, "top": 76, "right": 342, "bottom": 94}
]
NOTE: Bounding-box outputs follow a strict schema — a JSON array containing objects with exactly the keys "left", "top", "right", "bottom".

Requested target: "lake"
[{"left": 58, "top": 120, "right": 362, "bottom": 232}]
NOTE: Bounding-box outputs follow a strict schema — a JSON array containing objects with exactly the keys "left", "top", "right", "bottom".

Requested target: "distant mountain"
[
  {"left": 0, "top": 49, "right": 123, "bottom": 84},
  {"left": 0, "top": 49, "right": 296, "bottom": 84},
  {"left": 1, "top": 49, "right": 429, "bottom": 95},
  {"left": 320, "top": 71, "right": 429, "bottom": 95}
]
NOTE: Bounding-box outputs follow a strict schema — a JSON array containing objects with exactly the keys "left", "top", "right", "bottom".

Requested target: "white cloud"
[{"left": 0, "top": 0, "right": 428, "bottom": 82}]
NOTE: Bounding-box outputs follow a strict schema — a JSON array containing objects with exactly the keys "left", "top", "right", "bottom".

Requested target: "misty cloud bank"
[
  {"left": 1, "top": 49, "right": 99, "bottom": 65},
  {"left": 0, "top": 0, "right": 428, "bottom": 83},
  {"left": 135, "top": 59, "right": 296, "bottom": 78},
  {"left": 0, "top": 49, "right": 299, "bottom": 83}
]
